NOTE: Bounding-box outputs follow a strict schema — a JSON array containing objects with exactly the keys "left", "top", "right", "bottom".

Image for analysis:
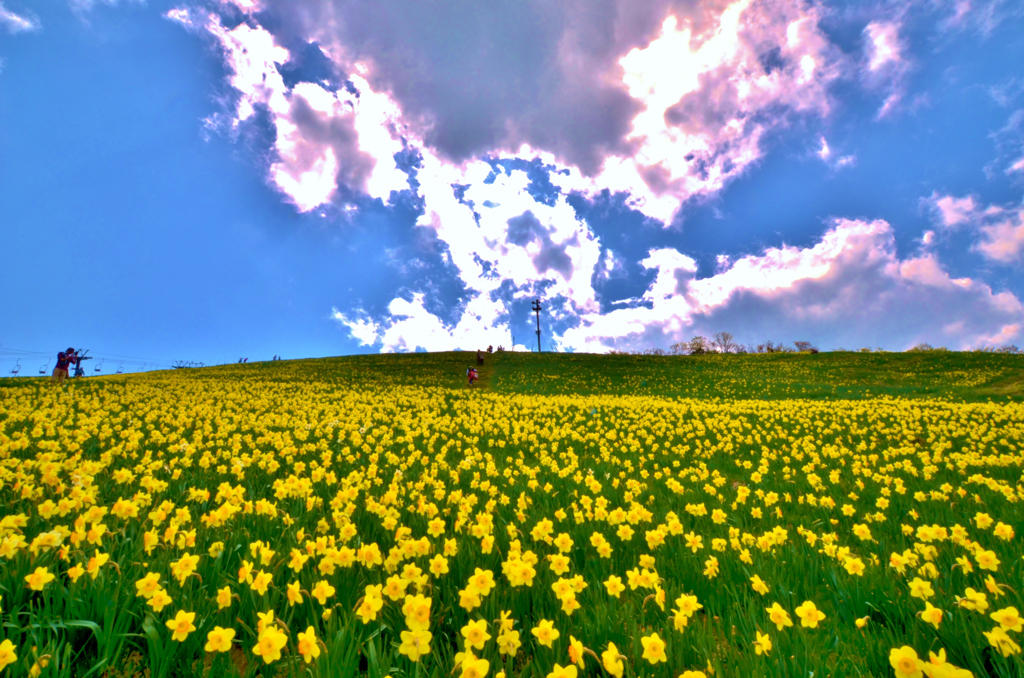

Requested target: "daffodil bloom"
[
  {"left": 297, "top": 626, "right": 321, "bottom": 663},
  {"left": 753, "top": 631, "right": 771, "bottom": 655},
  {"left": 165, "top": 611, "right": 196, "bottom": 642},
  {"left": 311, "top": 580, "right": 335, "bottom": 605},
  {"left": 250, "top": 570, "right": 272, "bottom": 595},
  {"left": 136, "top": 573, "right": 161, "bottom": 598},
  {"left": 496, "top": 610, "right": 514, "bottom": 634},
  {"left": 546, "top": 663, "right": 576, "bottom": 678},
  {"left": 216, "top": 586, "right": 232, "bottom": 610},
  {"left": 86, "top": 551, "right": 109, "bottom": 579},
  {"left": 976, "top": 549, "right": 1000, "bottom": 572},
  {"left": 889, "top": 646, "right": 922, "bottom": 678},
  {"left": 983, "top": 626, "right": 1021, "bottom": 657},
  {"left": 237, "top": 560, "right": 254, "bottom": 584},
  {"left": 920, "top": 603, "right": 943, "bottom": 629},
  {"left": 767, "top": 603, "right": 793, "bottom": 630},
  {"left": 908, "top": 578, "right": 933, "bottom": 600},
  {"left": 459, "top": 655, "right": 489, "bottom": 678},
  {"left": 64, "top": 562, "right": 85, "bottom": 583},
  {"left": 957, "top": 587, "right": 989, "bottom": 613},
  {"left": 286, "top": 581, "right": 303, "bottom": 606},
  {"left": 462, "top": 619, "right": 490, "bottom": 650},
  {"left": 468, "top": 568, "right": 496, "bottom": 596},
  {"left": 429, "top": 554, "right": 449, "bottom": 575},
  {"left": 532, "top": 619, "right": 559, "bottom": 648},
  {"left": 604, "top": 576, "right": 625, "bottom": 598},
  {"left": 567, "top": 636, "right": 585, "bottom": 668},
  {"left": 205, "top": 627, "right": 235, "bottom": 653},
  {"left": 991, "top": 607, "right": 1023, "bottom": 633},
  {"left": 148, "top": 588, "right": 173, "bottom": 612},
  {"left": 255, "top": 611, "right": 275, "bottom": 635},
  {"left": 25, "top": 567, "right": 55, "bottom": 591},
  {"left": 641, "top": 632, "right": 667, "bottom": 664},
  {"left": 0, "top": 639, "right": 17, "bottom": 672},
  {"left": 497, "top": 630, "right": 521, "bottom": 656},
  {"left": 750, "top": 575, "right": 769, "bottom": 595},
  {"left": 170, "top": 553, "right": 199, "bottom": 586},
  {"left": 795, "top": 601, "right": 826, "bottom": 628},
  {"left": 602, "top": 643, "right": 624, "bottom": 678},
  {"left": 357, "top": 585, "right": 384, "bottom": 623},
  {"left": 399, "top": 628, "right": 432, "bottom": 662},
  {"left": 252, "top": 626, "right": 288, "bottom": 664}
]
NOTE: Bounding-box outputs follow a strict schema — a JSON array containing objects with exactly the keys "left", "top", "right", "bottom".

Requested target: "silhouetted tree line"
[{"left": 610, "top": 335, "right": 1024, "bottom": 356}]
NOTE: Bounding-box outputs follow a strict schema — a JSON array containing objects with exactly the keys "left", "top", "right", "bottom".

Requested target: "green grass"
[{"left": 9, "top": 349, "right": 1023, "bottom": 402}]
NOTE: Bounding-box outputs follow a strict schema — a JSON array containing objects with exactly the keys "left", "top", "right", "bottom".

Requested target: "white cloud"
[
  {"left": 576, "top": 1, "right": 844, "bottom": 223},
  {"left": 334, "top": 292, "right": 516, "bottom": 353},
  {"left": 177, "top": 14, "right": 410, "bottom": 210},
  {"left": 336, "top": 212, "right": 1024, "bottom": 353},
  {"left": 178, "top": 0, "right": 852, "bottom": 223},
  {"left": 865, "top": 22, "right": 902, "bottom": 72},
  {"left": 815, "top": 136, "right": 855, "bottom": 170},
  {"left": 0, "top": 2, "right": 39, "bottom": 33},
  {"left": 558, "top": 218, "right": 1023, "bottom": 351},
  {"left": 975, "top": 206, "right": 1024, "bottom": 263},
  {"left": 927, "top": 193, "right": 978, "bottom": 227},
  {"left": 925, "top": 192, "right": 1024, "bottom": 264},
  {"left": 862, "top": 20, "right": 909, "bottom": 118}
]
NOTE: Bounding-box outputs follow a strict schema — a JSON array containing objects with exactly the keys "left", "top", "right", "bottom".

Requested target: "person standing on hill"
[
  {"left": 467, "top": 366, "right": 478, "bottom": 387},
  {"left": 51, "top": 347, "right": 87, "bottom": 384}
]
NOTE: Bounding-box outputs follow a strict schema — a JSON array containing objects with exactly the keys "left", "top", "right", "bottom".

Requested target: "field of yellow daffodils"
[{"left": 1, "top": 351, "right": 1022, "bottom": 678}]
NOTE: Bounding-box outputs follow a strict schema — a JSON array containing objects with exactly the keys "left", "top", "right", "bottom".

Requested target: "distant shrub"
[
  {"left": 907, "top": 343, "right": 949, "bottom": 352},
  {"left": 972, "top": 345, "right": 1022, "bottom": 354},
  {"left": 754, "top": 340, "right": 794, "bottom": 353}
]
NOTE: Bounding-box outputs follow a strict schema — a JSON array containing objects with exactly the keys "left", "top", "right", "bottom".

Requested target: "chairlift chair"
[
  {"left": 10, "top": 359, "right": 21, "bottom": 376},
  {"left": 94, "top": 359, "right": 104, "bottom": 374},
  {"left": 74, "top": 350, "right": 89, "bottom": 377},
  {"left": 39, "top": 360, "right": 50, "bottom": 375},
  {"left": 116, "top": 362, "right": 124, "bottom": 374}
]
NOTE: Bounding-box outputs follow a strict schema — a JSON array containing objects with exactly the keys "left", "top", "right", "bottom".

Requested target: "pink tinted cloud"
[
  {"left": 927, "top": 193, "right": 978, "bottom": 227},
  {"left": 862, "top": 20, "right": 909, "bottom": 118},
  {"left": 579, "top": 0, "right": 845, "bottom": 222},
  {"left": 341, "top": 209, "right": 1024, "bottom": 353},
  {"left": 926, "top": 192, "right": 1024, "bottom": 264},
  {"left": 0, "top": 2, "right": 39, "bottom": 33},
  {"left": 560, "top": 218, "right": 1023, "bottom": 351},
  {"left": 975, "top": 206, "right": 1024, "bottom": 263},
  {"left": 171, "top": 12, "right": 409, "bottom": 211},
  {"left": 198, "top": 0, "right": 850, "bottom": 225}
]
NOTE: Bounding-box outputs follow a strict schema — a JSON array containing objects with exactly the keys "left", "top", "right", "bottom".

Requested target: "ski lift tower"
[{"left": 531, "top": 299, "right": 543, "bottom": 353}]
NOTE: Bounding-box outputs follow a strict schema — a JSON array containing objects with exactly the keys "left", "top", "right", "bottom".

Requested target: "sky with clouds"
[{"left": 2, "top": 0, "right": 1023, "bottom": 370}]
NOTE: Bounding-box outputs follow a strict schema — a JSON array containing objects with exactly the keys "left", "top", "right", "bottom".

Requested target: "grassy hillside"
[
  {"left": 21, "top": 349, "right": 1018, "bottom": 402},
  {"left": 1, "top": 349, "right": 1023, "bottom": 678}
]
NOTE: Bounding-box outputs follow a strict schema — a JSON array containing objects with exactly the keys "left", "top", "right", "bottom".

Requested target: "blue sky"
[{"left": 2, "top": 0, "right": 1023, "bottom": 371}]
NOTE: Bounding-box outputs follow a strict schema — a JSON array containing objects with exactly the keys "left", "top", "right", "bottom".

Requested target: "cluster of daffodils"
[{"left": 0, "top": 362, "right": 1022, "bottom": 678}]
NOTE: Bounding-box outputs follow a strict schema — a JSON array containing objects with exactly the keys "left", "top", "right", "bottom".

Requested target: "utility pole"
[{"left": 531, "top": 299, "right": 543, "bottom": 353}]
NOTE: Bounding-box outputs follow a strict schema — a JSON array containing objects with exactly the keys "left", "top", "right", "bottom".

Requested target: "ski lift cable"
[{"left": 0, "top": 346, "right": 175, "bottom": 365}]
